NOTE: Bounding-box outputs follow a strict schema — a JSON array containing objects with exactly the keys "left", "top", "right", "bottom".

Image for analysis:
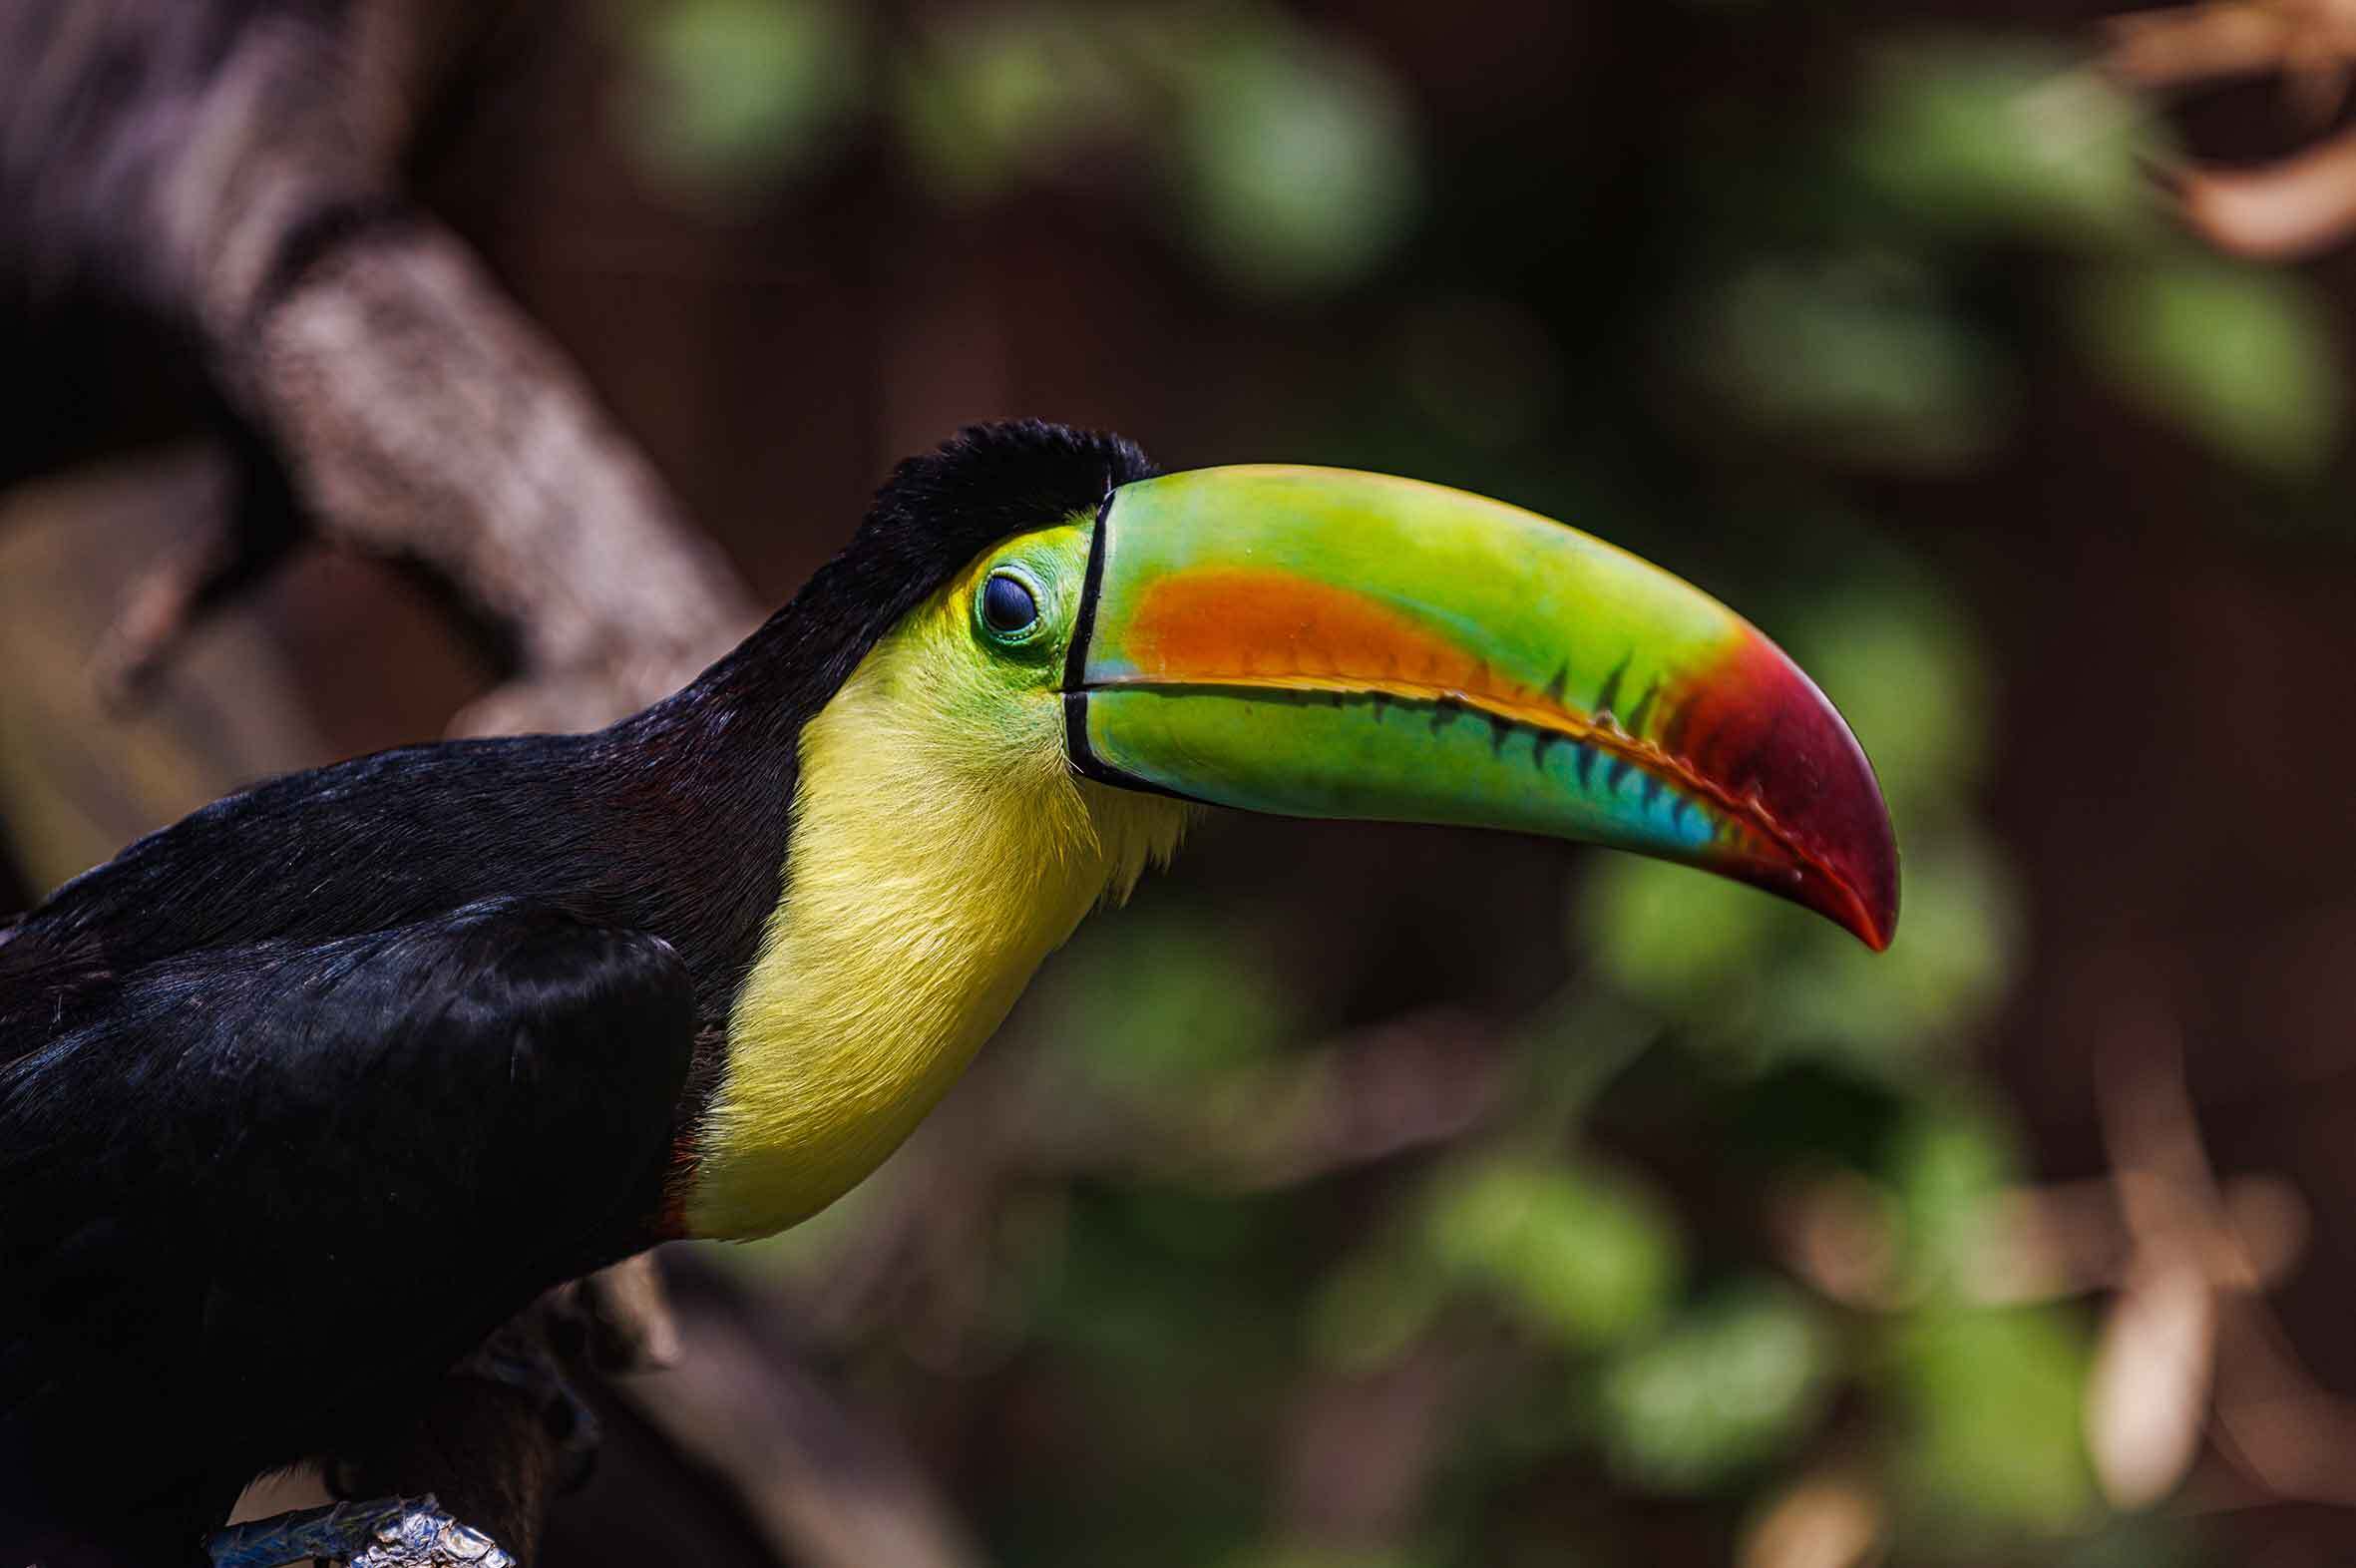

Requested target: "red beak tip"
[
  {"left": 1806, "top": 871, "right": 1897, "bottom": 954},
  {"left": 1836, "top": 841, "right": 1900, "bottom": 954}
]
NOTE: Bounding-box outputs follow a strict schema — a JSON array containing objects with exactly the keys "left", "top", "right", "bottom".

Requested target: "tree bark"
[{"left": 0, "top": 0, "right": 760, "bottom": 735}]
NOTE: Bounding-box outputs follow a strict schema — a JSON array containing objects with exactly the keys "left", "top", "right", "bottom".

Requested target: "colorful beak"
[{"left": 1061, "top": 466, "right": 1899, "bottom": 951}]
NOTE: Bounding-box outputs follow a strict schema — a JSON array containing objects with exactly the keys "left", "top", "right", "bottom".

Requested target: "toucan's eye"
[{"left": 980, "top": 572, "right": 1040, "bottom": 638}]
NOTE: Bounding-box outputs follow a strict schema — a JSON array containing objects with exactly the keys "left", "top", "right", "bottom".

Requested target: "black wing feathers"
[{"left": 1, "top": 899, "right": 694, "bottom": 1556}]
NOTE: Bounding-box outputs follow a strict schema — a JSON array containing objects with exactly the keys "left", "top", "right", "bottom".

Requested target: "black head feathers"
[
  {"left": 863, "top": 421, "right": 1157, "bottom": 561},
  {"left": 666, "top": 422, "right": 1157, "bottom": 737}
]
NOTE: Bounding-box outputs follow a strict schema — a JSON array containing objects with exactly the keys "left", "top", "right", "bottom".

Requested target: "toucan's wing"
[{"left": 0, "top": 896, "right": 696, "bottom": 1548}]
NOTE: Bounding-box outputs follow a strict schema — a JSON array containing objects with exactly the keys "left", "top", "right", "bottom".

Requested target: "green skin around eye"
[
  {"left": 972, "top": 524, "right": 1089, "bottom": 662},
  {"left": 899, "top": 521, "right": 1094, "bottom": 757}
]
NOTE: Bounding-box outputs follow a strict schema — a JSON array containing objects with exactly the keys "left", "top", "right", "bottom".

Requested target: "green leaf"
[
  {"left": 1847, "top": 38, "right": 2164, "bottom": 249},
  {"left": 1692, "top": 256, "right": 2008, "bottom": 471},
  {"left": 1422, "top": 1157, "right": 1683, "bottom": 1350},
  {"left": 1597, "top": 1283, "right": 1833, "bottom": 1492},
  {"left": 617, "top": 0, "right": 862, "bottom": 197},
  {"left": 1887, "top": 1099, "right": 2018, "bottom": 1293},
  {"left": 1576, "top": 850, "right": 1780, "bottom": 1010},
  {"left": 894, "top": 6, "right": 1132, "bottom": 201},
  {"left": 1883, "top": 1303, "right": 2099, "bottom": 1532},
  {"left": 1307, "top": 1243, "right": 1449, "bottom": 1372},
  {"left": 1169, "top": 12, "right": 1420, "bottom": 295},
  {"left": 1038, "top": 906, "right": 1304, "bottom": 1092},
  {"left": 2075, "top": 258, "right": 2345, "bottom": 477}
]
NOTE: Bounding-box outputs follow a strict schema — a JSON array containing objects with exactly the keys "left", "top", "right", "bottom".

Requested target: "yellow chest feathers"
[{"left": 686, "top": 594, "right": 1191, "bottom": 1241}]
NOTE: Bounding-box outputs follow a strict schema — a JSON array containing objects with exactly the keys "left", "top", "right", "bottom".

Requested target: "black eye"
[{"left": 981, "top": 573, "right": 1039, "bottom": 636}]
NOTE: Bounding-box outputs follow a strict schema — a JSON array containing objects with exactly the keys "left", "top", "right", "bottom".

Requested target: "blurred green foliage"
[
  {"left": 614, "top": 0, "right": 863, "bottom": 196},
  {"left": 1887, "top": 1303, "right": 2097, "bottom": 1533},
  {"left": 1846, "top": 39, "right": 2160, "bottom": 248},
  {"left": 1047, "top": 908, "right": 1304, "bottom": 1092},
  {"left": 614, "top": 0, "right": 1419, "bottom": 291},
  {"left": 1598, "top": 1284, "right": 1831, "bottom": 1493},
  {"left": 1158, "top": 8, "right": 1417, "bottom": 296},
  {"left": 1685, "top": 34, "right": 2346, "bottom": 480},
  {"left": 2076, "top": 257, "right": 2346, "bottom": 478},
  {"left": 1694, "top": 255, "right": 2009, "bottom": 473},
  {"left": 1420, "top": 1155, "right": 1684, "bottom": 1351}
]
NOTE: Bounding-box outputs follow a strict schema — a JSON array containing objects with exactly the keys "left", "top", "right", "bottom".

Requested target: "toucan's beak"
[{"left": 1061, "top": 466, "right": 1900, "bottom": 951}]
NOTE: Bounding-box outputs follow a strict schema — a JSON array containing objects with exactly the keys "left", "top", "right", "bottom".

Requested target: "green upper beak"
[{"left": 1060, "top": 466, "right": 1900, "bottom": 951}]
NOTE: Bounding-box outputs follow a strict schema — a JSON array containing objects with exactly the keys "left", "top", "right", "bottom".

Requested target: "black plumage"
[
  {"left": 3, "top": 905, "right": 694, "bottom": 1561},
  {"left": 0, "top": 422, "right": 1155, "bottom": 1564}
]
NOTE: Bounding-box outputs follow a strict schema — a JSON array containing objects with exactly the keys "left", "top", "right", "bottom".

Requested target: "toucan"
[{"left": 0, "top": 422, "right": 1896, "bottom": 1565}]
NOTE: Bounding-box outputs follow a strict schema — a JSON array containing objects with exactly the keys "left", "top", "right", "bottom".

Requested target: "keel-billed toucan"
[{"left": 0, "top": 422, "right": 1896, "bottom": 1564}]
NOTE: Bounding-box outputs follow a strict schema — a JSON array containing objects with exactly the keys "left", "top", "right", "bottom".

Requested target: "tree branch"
[{"left": 0, "top": 0, "right": 760, "bottom": 736}]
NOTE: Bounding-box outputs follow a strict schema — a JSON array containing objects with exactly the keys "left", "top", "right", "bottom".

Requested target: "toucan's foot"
[{"left": 204, "top": 1494, "right": 515, "bottom": 1567}]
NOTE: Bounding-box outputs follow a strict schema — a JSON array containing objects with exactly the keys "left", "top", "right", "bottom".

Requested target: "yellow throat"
[{"left": 687, "top": 549, "right": 1191, "bottom": 1241}]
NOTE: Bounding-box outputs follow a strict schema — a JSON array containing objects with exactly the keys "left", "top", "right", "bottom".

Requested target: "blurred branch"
[
  {"left": 1273, "top": 1340, "right": 1462, "bottom": 1555},
  {"left": 2104, "top": 1, "right": 2356, "bottom": 98},
  {"left": 785, "top": 1005, "right": 1512, "bottom": 1359},
  {"left": 2090, "top": 1019, "right": 2356, "bottom": 1513},
  {"left": 0, "top": 450, "right": 327, "bottom": 887},
  {"left": 1739, "top": 1466, "right": 1886, "bottom": 1568},
  {"left": 615, "top": 1256, "right": 981, "bottom": 1568},
  {"left": 2159, "top": 134, "right": 2356, "bottom": 258},
  {"left": 563, "top": 1251, "right": 685, "bottom": 1375},
  {"left": 0, "top": 0, "right": 760, "bottom": 734},
  {"left": 1771, "top": 1167, "right": 2303, "bottom": 1314},
  {"left": 2104, "top": 0, "right": 2356, "bottom": 257},
  {"left": 1767, "top": 995, "right": 2353, "bottom": 1518},
  {"left": 1781, "top": 998, "right": 2356, "bottom": 1524},
  {"left": 1010, "top": 1005, "right": 1508, "bottom": 1193}
]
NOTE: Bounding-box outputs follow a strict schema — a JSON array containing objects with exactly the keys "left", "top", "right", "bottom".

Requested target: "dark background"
[{"left": 8, "top": 2, "right": 2356, "bottom": 1563}]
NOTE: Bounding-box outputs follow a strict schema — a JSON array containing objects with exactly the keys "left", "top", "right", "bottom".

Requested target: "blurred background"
[{"left": 8, "top": 0, "right": 2356, "bottom": 1563}]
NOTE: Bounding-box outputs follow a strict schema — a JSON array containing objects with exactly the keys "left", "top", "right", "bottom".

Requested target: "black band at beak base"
[{"left": 1061, "top": 489, "right": 1197, "bottom": 802}]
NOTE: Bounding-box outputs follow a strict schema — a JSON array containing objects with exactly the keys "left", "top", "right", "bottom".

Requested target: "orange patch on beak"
[{"left": 1123, "top": 568, "right": 1487, "bottom": 690}]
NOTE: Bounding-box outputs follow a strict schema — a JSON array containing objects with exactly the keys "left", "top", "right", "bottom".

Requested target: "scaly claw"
[{"left": 204, "top": 1494, "right": 515, "bottom": 1568}]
